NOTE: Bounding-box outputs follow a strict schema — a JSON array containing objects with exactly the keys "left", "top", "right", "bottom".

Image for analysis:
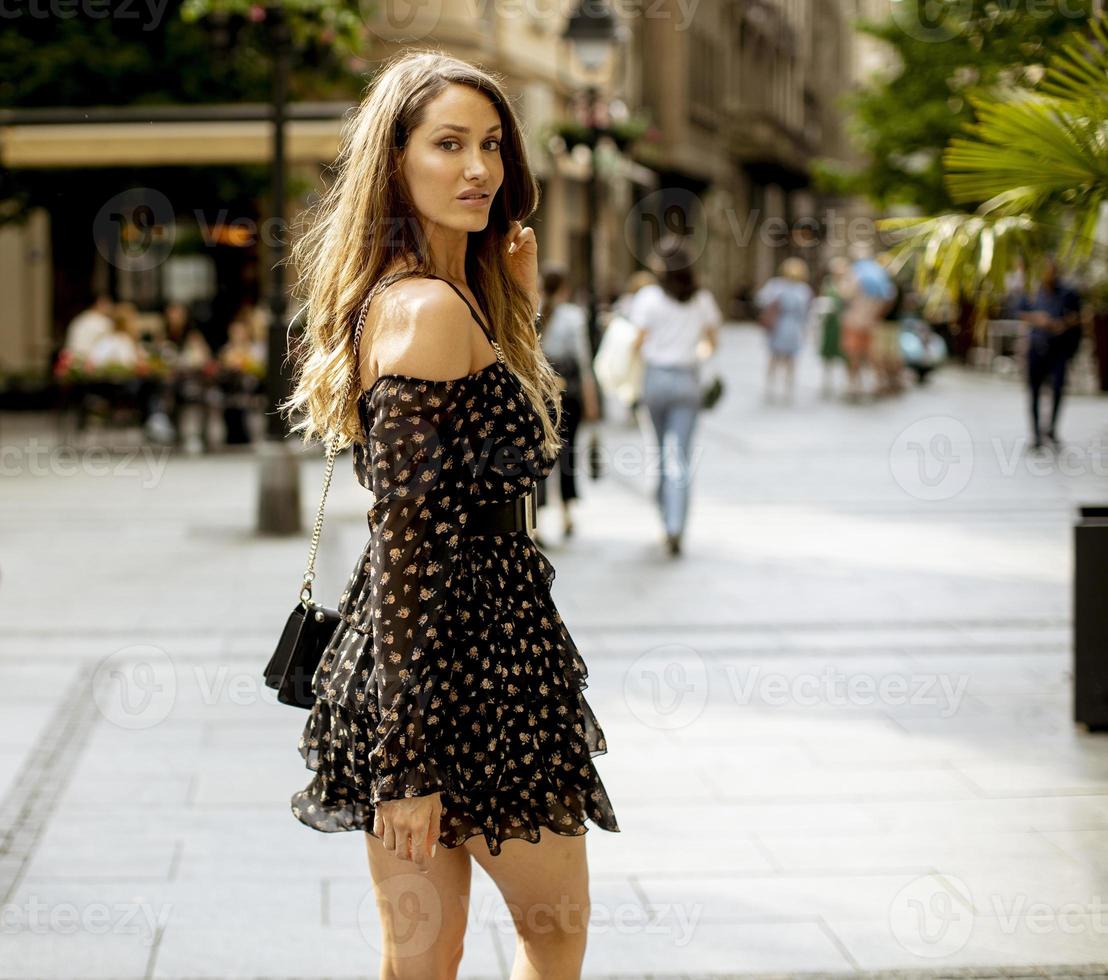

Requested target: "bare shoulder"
[{"left": 360, "top": 277, "right": 475, "bottom": 388}]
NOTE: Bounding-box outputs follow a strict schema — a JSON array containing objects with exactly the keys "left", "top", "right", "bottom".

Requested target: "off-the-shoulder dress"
[{"left": 290, "top": 272, "right": 620, "bottom": 856}]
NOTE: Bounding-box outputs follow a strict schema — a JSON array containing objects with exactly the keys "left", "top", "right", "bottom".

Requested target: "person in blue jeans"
[
  {"left": 1017, "top": 256, "right": 1083, "bottom": 450},
  {"left": 627, "top": 237, "right": 721, "bottom": 556}
]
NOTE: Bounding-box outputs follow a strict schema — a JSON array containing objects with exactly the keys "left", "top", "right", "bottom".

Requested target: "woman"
[
  {"left": 627, "top": 235, "right": 721, "bottom": 556},
  {"left": 279, "top": 51, "right": 619, "bottom": 979},
  {"left": 536, "top": 263, "right": 601, "bottom": 540},
  {"left": 755, "top": 257, "right": 813, "bottom": 402}
]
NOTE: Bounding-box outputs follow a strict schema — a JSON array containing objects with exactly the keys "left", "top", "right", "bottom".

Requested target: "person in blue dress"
[{"left": 755, "top": 257, "right": 814, "bottom": 402}]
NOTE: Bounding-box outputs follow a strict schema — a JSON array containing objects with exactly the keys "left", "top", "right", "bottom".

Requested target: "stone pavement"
[{"left": 2, "top": 323, "right": 1108, "bottom": 978}]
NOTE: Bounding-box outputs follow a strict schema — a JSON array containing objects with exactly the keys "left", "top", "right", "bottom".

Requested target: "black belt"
[{"left": 459, "top": 492, "right": 536, "bottom": 536}]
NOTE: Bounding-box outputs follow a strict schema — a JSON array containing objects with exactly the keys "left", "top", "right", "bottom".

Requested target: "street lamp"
[
  {"left": 561, "top": 0, "right": 622, "bottom": 354},
  {"left": 256, "top": 0, "right": 301, "bottom": 535}
]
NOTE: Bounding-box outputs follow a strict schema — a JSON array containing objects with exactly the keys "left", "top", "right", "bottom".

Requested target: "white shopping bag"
[{"left": 593, "top": 314, "right": 644, "bottom": 406}]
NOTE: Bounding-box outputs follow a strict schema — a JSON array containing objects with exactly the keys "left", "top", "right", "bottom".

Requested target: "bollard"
[
  {"left": 1074, "top": 504, "right": 1108, "bottom": 730},
  {"left": 257, "top": 441, "right": 303, "bottom": 535}
]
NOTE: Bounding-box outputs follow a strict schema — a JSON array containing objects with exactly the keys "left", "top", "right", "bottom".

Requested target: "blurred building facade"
[{"left": 0, "top": 0, "right": 884, "bottom": 374}]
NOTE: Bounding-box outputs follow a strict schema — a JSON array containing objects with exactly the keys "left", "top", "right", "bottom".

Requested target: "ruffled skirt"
[{"left": 290, "top": 532, "right": 620, "bottom": 857}]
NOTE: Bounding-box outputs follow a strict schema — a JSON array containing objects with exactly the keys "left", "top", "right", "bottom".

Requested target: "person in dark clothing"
[
  {"left": 1017, "top": 256, "right": 1083, "bottom": 450},
  {"left": 536, "top": 263, "right": 600, "bottom": 541}
]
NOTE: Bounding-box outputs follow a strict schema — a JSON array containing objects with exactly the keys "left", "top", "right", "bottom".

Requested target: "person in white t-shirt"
[
  {"left": 63, "top": 295, "right": 115, "bottom": 361},
  {"left": 627, "top": 237, "right": 721, "bottom": 556}
]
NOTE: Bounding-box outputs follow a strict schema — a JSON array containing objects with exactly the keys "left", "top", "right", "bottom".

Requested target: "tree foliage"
[
  {"left": 881, "top": 13, "right": 1108, "bottom": 316},
  {"left": 817, "top": 0, "right": 1095, "bottom": 213}
]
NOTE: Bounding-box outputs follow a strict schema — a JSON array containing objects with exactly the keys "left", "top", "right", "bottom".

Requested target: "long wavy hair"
[{"left": 280, "top": 49, "right": 562, "bottom": 458}]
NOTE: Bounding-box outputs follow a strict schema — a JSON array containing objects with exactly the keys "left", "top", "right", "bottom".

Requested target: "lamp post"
[
  {"left": 256, "top": 1, "right": 301, "bottom": 535},
  {"left": 561, "top": 0, "right": 621, "bottom": 354}
]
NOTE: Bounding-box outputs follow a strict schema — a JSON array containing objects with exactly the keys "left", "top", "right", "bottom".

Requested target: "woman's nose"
[{"left": 464, "top": 152, "right": 490, "bottom": 178}]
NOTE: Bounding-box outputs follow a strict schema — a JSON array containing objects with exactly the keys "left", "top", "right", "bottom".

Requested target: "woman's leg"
[
  {"left": 783, "top": 355, "right": 796, "bottom": 401},
  {"left": 364, "top": 831, "right": 473, "bottom": 980},
  {"left": 765, "top": 352, "right": 779, "bottom": 400},
  {"left": 666, "top": 395, "right": 700, "bottom": 541},
  {"left": 465, "top": 831, "right": 591, "bottom": 980},
  {"left": 558, "top": 394, "right": 583, "bottom": 531},
  {"left": 641, "top": 371, "right": 670, "bottom": 524}
]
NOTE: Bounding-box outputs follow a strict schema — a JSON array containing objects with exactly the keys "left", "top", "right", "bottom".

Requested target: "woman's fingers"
[{"left": 376, "top": 795, "right": 442, "bottom": 870}]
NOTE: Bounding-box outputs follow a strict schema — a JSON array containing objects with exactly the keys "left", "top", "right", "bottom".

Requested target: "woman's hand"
[
  {"left": 505, "top": 220, "right": 539, "bottom": 308},
  {"left": 373, "top": 792, "right": 442, "bottom": 873}
]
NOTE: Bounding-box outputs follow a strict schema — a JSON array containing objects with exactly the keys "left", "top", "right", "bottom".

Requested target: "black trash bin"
[{"left": 1075, "top": 505, "right": 1108, "bottom": 730}]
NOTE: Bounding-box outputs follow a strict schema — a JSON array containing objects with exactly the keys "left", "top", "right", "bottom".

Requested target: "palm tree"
[{"left": 881, "top": 14, "right": 1108, "bottom": 328}]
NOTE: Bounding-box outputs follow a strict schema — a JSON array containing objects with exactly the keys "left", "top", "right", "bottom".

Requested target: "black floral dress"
[{"left": 290, "top": 275, "right": 620, "bottom": 856}]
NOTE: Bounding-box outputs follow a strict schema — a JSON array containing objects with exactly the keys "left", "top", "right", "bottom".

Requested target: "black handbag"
[
  {"left": 262, "top": 295, "right": 371, "bottom": 710},
  {"left": 702, "top": 373, "right": 725, "bottom": 409}
]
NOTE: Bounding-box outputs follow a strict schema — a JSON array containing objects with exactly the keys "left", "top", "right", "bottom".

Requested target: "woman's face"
[{"left": 400, "top": 83, "right": 504, "bottom": 236}]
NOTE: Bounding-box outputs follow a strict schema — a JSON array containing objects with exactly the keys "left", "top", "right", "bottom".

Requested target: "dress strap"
[{"left": 424, "top": 274, "right": 494, "bottom": 345}]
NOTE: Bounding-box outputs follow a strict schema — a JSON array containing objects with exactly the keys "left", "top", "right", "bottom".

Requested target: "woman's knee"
[
  {"left": 379, "top": 927, "right": 465, "bottom": 980},
  {"left": 512, "top": 893, "right": 591, "bottom": 953}
]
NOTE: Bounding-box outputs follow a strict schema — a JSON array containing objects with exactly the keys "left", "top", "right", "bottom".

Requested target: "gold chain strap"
[{"left": 299, "top": 294, "right": 372, "bottom": 606}]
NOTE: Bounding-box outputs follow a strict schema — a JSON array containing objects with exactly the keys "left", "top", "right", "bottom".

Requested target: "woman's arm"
[{"left": 356, "top": 287, "right": 479, "bottom": 868}]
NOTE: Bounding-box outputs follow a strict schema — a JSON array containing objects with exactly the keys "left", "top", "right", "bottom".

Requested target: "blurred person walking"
[
  {"left": 1017, "top": 255, "right": 1083, "bottom": 450},
  {"left": 755, "top": 257, "right": 814, "bottom": 403},
  {"left": 628, "top": 235, "right": 721, "bottom": 556},
  {"left": 873, "top": 274, "right": 907, "bottom": 396},
  {"left": 536, "top": 263, "right": 601, "bottom": 541},
  {"left": 817, "top": 256, "right": 853, "bottom": 398},
  {"left": 841, "top": 246, "right": 896, "bottom": 400}
]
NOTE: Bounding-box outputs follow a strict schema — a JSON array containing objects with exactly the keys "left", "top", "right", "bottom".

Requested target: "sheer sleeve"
[{"left": 356, "top": 381, "right": 458, "bottom": 804}]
